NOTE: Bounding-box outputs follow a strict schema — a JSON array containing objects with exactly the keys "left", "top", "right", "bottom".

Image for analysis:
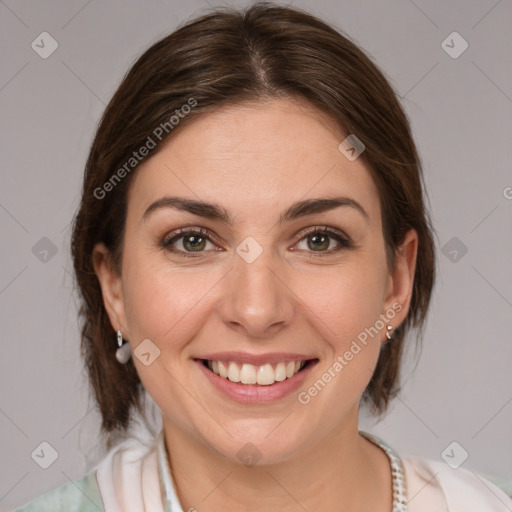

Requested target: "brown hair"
[{"left": 71, "top": 1, "right": 437, "bottom": 448}]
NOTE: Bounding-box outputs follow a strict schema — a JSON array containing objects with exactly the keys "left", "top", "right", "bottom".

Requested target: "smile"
[
  {"left": 203, "top": 359, "right": 309, "bottom": 385},
  {"left": 194, "top": 351, "right": 319, "bottom": 403}
]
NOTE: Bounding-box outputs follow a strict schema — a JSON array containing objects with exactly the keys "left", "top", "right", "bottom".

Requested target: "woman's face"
[{"left": 94, "top": 97, "right": 417, "bottom": 464}]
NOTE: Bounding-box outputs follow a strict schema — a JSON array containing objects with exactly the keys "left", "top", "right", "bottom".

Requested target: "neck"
[{"left": 162, "top": 414, "right": 393, "bottom": 512}]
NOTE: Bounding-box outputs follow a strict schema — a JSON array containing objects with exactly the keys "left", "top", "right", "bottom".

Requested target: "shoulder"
[
  {"left": 13, "top": 429, "right": 158, "bottom": 512},
  {"left": 402, "top": 455, "right": 512, "bottom": 512},
  {"left": 14, "top": 471, "right": 105, "bottom": 512}
]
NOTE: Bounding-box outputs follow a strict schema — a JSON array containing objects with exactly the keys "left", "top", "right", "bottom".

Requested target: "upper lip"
[{"left": 194, "top": 351, "right": 317, "bottom": 366}]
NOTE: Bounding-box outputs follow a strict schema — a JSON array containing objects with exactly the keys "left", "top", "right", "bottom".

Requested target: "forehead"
[{"left": 128, "top": 98, "right": 381, "bottom": 226}]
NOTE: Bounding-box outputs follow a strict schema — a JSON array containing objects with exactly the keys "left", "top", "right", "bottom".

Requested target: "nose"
[{"left": 217, "top": 246, "right": 295, "bottom": 339}]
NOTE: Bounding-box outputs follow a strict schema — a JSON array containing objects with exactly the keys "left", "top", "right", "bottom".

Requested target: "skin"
[{"left": 93, "top": 97, "right": 418, "bottom": 511}]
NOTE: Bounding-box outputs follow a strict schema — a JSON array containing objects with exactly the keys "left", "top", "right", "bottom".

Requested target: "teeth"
[
  {"left": 275, "top": 362, "right": 287, "bottom": 382},
  {"left": 257, "top": 363, "right": 275, "bottom": 385},
  {"left": 240, "top": 364, "right": 257, "bottom": 384},
  {"left": 218, "top": 361, "right": 228, "bottom": 378},
  {"left": 205, "top": 359, "right": 307, "bottom": 385},
  {"left": 227, "top": 362, "right": 241, "bottom": 382}
]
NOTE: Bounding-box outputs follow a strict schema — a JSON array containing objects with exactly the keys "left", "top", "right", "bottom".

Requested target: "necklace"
[
  {"left": 157, "top": 429, "right": 407, "bottom": 512},
  {"left": 359, "top": 431, "right": 408, "bottom": 511}
]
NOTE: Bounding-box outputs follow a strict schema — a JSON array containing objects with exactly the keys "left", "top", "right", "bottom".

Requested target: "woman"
[{"left": 15, "top": 2, "right": 511, "bottom": 511}]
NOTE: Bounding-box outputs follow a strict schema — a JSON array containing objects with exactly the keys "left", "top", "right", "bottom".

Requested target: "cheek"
[
  {"left": 121, "top": 249, "right": 220, "bottom": 346},
  {"left": 291, "top": 258, "right": 388, "bottom": 403},
  {"left": 294, "top": 268, "right": 387, "bottom": 412},
  {"left": 298, "top": 262, "right": 387, "bottom": 345},
  {"left": 120, "top": 251, "right": 214, "bottom": 423}
]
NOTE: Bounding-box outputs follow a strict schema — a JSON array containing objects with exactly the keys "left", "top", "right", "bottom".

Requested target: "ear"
[
  {"left": 382, "top": 229, "right": 418, "bottom": 336},
  {"left": 92, "top": 242, "right": 128, "bottom": 337}
]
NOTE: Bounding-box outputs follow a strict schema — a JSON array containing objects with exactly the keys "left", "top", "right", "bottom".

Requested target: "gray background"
[{"left": 1, "top": 0, "right": 511, "bottom": 509}]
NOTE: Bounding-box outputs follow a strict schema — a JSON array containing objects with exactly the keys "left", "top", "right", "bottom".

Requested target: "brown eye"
[
  {"left": 295, "top": 227, "right": 352, "bottom": 255},
  {"left": 180, "top": 233, "right": 208, "bottom": 252},
  {"left": 162, "top": 228, "right": 217, "bottom": 257},
  {"left": 307, "top": 232, "right": 331, "bottom": 251}
]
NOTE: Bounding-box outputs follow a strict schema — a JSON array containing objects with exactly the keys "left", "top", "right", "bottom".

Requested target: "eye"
[
  {"left": 294, "top": 226, "right": 352, "bottom": 256},
  {"left": 162, "top": 228, "right": 218, "bottom": 257}
]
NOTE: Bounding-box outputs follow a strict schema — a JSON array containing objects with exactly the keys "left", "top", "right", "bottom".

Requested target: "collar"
[{"left": 156, "top": 429, "right": 184, "bottom": 512}]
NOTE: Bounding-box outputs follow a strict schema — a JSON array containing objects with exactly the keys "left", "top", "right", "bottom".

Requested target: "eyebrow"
[{"left": 142, "top": 195, "right": 369, "bottom": 225}]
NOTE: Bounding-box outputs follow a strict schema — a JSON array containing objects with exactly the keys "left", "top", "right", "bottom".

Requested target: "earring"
[
  {"left": 385, "top": 325, "right": 394, "bottom": 341},
  {"left": 116, "top": 329, "right": 132, "bottom": 364}
]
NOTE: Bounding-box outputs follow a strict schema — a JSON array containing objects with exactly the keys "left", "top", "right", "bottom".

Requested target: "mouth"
[
  {"left": 193, "top": 351, "right": 319, "bottom": 403},
  {"left": 196, "top": 358, "right": 318, "bottom": 386}
]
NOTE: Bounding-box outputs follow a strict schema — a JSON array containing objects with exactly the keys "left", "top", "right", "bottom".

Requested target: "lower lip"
[{"left": 195, "top": 359, "right": 317, "bottom": 404}]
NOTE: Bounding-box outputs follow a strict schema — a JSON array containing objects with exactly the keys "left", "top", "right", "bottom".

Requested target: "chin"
[{"left": 199, "top": 419, "right": 309, "bottom": 466}]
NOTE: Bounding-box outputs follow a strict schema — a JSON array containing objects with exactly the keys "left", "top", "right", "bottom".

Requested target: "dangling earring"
[
  {"left": 385, "top": 325, "right": 394, "bottom": 341},
  {"left": 116, "top": 329, "right": 132, "bottom": 364}
]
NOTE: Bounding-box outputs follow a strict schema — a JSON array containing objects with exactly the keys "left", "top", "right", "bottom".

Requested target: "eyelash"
[{"left": 161, "top": 226, "right": 353, "bottom": 259}]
